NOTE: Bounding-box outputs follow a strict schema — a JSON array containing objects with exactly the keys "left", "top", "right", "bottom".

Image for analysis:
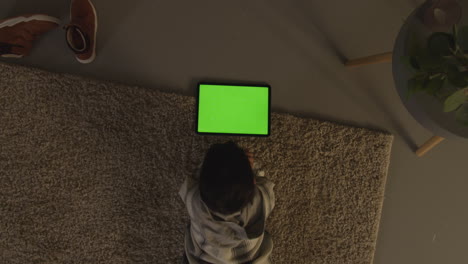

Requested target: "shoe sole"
[
  {"left": 72, "top": 0, "right": 98, "bottom": 64},
  {"left": 1, "top": 54, "right": 23, "bottom": 58},
  {"left": 0, "top": 14, "right": 60, "bottom": 58},
  {"left": 0, "top": 14, "right": 60, "bottom": 29}
]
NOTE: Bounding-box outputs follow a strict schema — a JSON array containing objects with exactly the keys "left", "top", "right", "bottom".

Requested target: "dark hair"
[{"left": 199, "top": 141, "right": 255, "bottom": 215}]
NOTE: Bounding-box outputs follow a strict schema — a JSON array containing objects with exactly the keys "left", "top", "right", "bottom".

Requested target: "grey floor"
[{"left": 1, "top": 0, "right": 467, "bottom": 263}]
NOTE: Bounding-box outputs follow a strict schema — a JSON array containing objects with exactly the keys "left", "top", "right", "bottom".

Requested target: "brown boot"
[
  {"left": 0, "top": 14, "right": 60, "bottom": 58},
  {"left": 65, "top": 0, "right": 97, "bottom": 64}
]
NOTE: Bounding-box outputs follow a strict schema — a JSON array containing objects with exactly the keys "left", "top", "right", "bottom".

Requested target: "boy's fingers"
[{"left": 244, "top": 149, "right": 254, "bottom": 166}]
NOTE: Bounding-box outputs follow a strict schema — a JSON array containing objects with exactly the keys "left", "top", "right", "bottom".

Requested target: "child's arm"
[
  {"left": 179, "top": 162, "right": 203, "bottom": 204},
  {"left": 256, "top": 171, "right": 275, "bottom": 217},
  {"left": 245, "top": 150, "right": 275, "bottom": 214}
]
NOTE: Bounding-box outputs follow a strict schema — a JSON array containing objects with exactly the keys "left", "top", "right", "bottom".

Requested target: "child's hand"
[{"left": 245, "top": 149, "right": 254, "bottom": 168}]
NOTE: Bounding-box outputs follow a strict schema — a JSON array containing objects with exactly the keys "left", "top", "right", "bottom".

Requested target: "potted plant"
[{"left": 402, "top": 0, "right": 468, "bottom": 126}]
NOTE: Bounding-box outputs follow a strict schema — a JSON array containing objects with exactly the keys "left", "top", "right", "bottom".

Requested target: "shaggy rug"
[{"left": 0, "top": 62, "right": 393, "bottom": 264}]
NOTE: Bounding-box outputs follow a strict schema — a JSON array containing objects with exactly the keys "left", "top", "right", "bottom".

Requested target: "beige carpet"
[{"left": 0, "top": 62, "right": 393, "bottom": 264}]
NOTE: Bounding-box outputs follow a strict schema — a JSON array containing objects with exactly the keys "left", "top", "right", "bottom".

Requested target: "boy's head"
[{"left": 199, "top": 141, "right": 255, "bottom": 215}]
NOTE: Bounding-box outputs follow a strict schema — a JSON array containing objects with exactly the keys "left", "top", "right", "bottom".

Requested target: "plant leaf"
[
  {"left": 457, "top": 26, "right": 468, "bottom": 52},
  {"left": 407, "top": 75, "right": 428, "bottom": 99},
  {"left": 455, "top": 104, "right": 468, "bottom": 126},
  {"left": 425, "top": 77, "right": 445, "bottom": 96},
  {"left": 453, "top": 24, "right": 458, "bottom": 43},
  {"left": 443, "top": 88, "right": 468, "bottom": 112},
  {"left": 419, "top": 53, "right": 445, "bottom": 71},
  {"left": 415, "top": 46, "right": 445, "bottom": 72},
  {"left": 401, "top": 56, "right": 420, "bottom": 71},
  {"left": 428, "top": 32, "right": 455, "bottom": 56},
  {"left": 447, "top": 64, "right": 468, "bottom": 87},
  {"left": 410, "top": 56, "right": 421, "bottom": 71},
  {"left": 407, "top": 33, "right": 445, "bottom": 71},
  {"left": 401, "top": 55, "right": 411, "bottom": 66}
]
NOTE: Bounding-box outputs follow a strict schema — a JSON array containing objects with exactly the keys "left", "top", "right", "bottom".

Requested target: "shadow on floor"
[{"left": 237, "top": 0, "right": 418, "bottom": 151}]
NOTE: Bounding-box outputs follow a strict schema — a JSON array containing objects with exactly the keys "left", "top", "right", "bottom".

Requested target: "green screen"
[{"left": 198, "top": 84, "right": 269, "bottom": 135}]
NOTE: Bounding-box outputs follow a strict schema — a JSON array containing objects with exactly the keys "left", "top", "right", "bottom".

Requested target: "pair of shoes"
[{"left": 0, "top": 0, "right": 97, "bottom": 64}]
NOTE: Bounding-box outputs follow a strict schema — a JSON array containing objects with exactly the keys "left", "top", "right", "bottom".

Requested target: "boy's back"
[{"left": 179, "top": 141, "right": 275, "bottom": 264}]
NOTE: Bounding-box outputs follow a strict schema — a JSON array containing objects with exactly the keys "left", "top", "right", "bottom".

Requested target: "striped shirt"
[{"left": 179, "top": 167, "right": 275, "bottom": 264}]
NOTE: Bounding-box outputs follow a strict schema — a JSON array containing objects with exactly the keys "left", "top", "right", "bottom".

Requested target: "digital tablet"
[{"left": 196, "top": 83, "right": 270, "bottom": 136}]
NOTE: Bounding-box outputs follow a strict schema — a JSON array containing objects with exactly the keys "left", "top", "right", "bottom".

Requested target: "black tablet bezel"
[{"left": 196, "top": 82, "right": 271, "bottom": 137}]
